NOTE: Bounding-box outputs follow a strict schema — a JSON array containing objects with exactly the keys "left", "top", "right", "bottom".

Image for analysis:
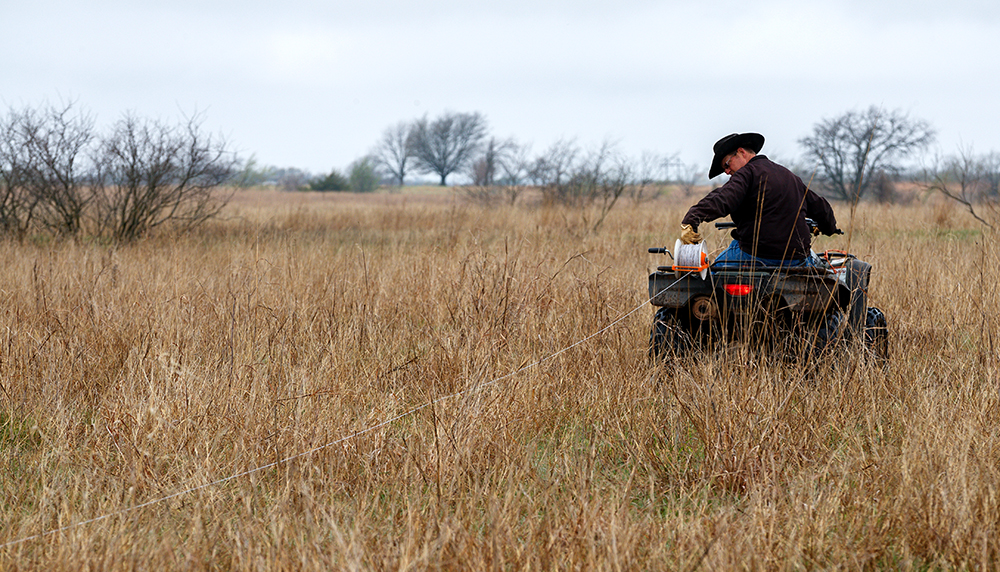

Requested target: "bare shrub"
[
  {"left": 678, "top": 163, "right": 705, "bottom": 198},
  {"left": 871, "top": 169, "right": 899, "bottom": 204},
  {"left": 626, "top": 151, "right": 670, "bottom": 204},
  {"left": 0, "top": 109, "right": 42, "bottom": 238},
  {"left": 92, "top": 112, "right": 238, "bottom": 241},
  {"left": 0, "top": 104, "right": 238, "bottom": 242},
  {"left": 0, "top": 102, "right": 97, "bottom": 238},
  {"left": 922, "top": 146, "right": 1000, "bottom": 228},
  {"left": 463, "top": 138, "right": 531, "bottom": 206},
  {"left": 538, "top": 141, "right": 637, "bottom": 231},
  {"left": 528, "top": 138, "right": 578, "bottom": 188}
]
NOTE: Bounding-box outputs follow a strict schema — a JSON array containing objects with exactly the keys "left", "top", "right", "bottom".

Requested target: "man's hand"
[
  {"left": 812, "top": 224, "right": 843, "bottom": 237},
  {"left": 680, "top": 224, "right": 701, "bottom": 245}
]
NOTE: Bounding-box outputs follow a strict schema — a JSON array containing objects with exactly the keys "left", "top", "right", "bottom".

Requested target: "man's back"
[{"left": 682, "top": 154, "right": 836, "bottom": 260}]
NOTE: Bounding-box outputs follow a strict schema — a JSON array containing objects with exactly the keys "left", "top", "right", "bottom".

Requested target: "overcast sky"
[{"left": 4, "top": 0, "right": 999, "bottom": 181}]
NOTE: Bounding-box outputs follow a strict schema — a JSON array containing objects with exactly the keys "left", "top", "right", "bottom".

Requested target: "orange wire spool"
[{"left": 673, "top": 239, "right": 709, "bottom": 279}]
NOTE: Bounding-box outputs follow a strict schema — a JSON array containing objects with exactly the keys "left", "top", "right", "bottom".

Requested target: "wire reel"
[{"left": 673, "top": 239, "right": 709, "bottom": 279}]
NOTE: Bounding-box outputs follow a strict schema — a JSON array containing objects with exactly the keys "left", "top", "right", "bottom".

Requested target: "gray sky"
[{"left": 4, "top": 0, "right": 999, "bottom": 180}]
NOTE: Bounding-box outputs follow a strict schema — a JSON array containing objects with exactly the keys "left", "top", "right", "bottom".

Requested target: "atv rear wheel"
[
  {"left": 650, "top": 307, "right": 692, "bottom": 360},
  {"left": 812, "top": 307, "right": 846, "bottom": 355}
]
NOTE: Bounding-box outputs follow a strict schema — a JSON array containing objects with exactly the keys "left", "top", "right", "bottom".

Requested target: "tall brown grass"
[{"left": 1, "top": 189, "right": 998, "bottom": 569}]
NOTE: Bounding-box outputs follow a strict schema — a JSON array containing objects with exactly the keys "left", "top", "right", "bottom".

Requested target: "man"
[{"left": 680, "top": 132, "right": 839, "bottom": 266}]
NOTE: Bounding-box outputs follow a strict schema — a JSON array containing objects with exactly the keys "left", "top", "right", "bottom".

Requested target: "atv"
[{"left": 647, "top": 221, "right": 888, "bottom": 360}]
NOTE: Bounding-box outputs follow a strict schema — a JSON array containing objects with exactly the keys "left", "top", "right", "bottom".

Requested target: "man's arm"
[
  {"left": 804, "top": 189, "right": 839, "bottom": 235},
  {"left": 681, "top": 169, "right": 751, "bottom": 230}
]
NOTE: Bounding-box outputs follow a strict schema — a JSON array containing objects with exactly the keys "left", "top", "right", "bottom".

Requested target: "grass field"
[{"left": 1, "top": 188, "right": 998, "bottom": 569}]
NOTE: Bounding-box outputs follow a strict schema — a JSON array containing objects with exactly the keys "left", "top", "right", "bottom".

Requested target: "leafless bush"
[
  {"left": 542, "top": 141, "right": 636, "bottom": 231},
  {"left": 627, "top": 151, "right": 671, "bottom": 204},
  {"left": 464, "top": 138, "right": 531, "bottom": 206},
  {"left": 672, "top": 160, "right": 704, "bottom": 198},
  {"left": 871, "top": 169, "right": 899, "bottom": 204},
  {"left": 91, "top": 113, "right": 238, "bottom": 241},
  {"left": 277, "top": 168, "right": 314, "bottom": 191},
  {"left": 495, "top": 142, "right": 532, "bottom": 204},
  {"left": 0, "top": 102, "right": 97, "bottom": 237},
  {"left": 528, "top": 138, "right": 578, "bottom": 188},
  {"left": 921, "top": 146, "right": 1000, "bottom": 229},
  {"left": 0, "top": 104, "right": 239, "bottom": 242},
  {"left": 0, "top": 109, "right": 42, "bottom": 238},
  {"left": 468, "top": 137, "right": 512, "bottom": 187}
]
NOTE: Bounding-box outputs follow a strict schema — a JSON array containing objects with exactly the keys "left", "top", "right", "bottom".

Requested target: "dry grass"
[{"left": 1, "top": 189, "right": 998, "bottom": 570}]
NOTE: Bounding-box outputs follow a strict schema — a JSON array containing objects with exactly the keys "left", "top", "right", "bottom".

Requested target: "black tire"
[
  {"left": 649, "top": 307, "right": 692, "bottom": 360},
  {"left": 864, "top": 306, "right": 889, "bottom": 359},
  {"left": 812, "top": 307, "right": 846, "bottom": 355}
]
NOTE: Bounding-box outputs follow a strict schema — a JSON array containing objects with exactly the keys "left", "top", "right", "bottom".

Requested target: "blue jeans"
[{"left": 711, "top": 240, "right": 817, "bottom": 268}]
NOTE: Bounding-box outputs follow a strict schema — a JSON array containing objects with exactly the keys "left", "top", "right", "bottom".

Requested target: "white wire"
[
  {"left": 0, "top": 271, "right": 690, "bottom": 551},
  {"left": 674, "top": 243, "right": 704, "bottom": 268}
]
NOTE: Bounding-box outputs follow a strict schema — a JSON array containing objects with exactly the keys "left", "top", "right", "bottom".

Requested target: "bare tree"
[
  {"left": 371, "top": 121, "right": 413, "bottom": 187},
  {"left": 536, "top": 141, "right": 633, "bottom": 231},
  {"left": 469, "top": 137, "right": 516, "bottom": 187},
  {"left": 495, "top": 141, "right": 532, "bottom": 205},
  {"left": 278, "top": 168, "right": 314, "bottom": 191},
  {"left": 0, "top": 108, "right": 43, "bottom": 238},
  {"left": 627, "top": 151, "right": 671, "bottom": 204},
  {"left": 92, "top": 113, "right": 238, "bottom": 242},
  {"left": 2, "top": 103, "right": 97, "bottom": 237},
  {"left": 464, "top": 138, "right": 530, "bottom": 206},
  {"left": 799, "top": 106, "right": 935, "bottom": 202},
  {"left": 0, "top": 104, "right": 239, "bottom": 242},
  {"left": 673, "top": 160, "right": 704, "bottom": 198},
  {"left": 922, "top": 146, "right": 999, "bottom": 228},
  {"left": 978, "top": 152, "right": 1000, "bottom": 200},
  {"left": 529, "top": 139, "right": 579, "bottom": 188},
  {"left": 566, "top": 142, "right": 633, "bottom": 231},
  {"left": 410, "top": 112, "right": 488, "bottom": 185}
]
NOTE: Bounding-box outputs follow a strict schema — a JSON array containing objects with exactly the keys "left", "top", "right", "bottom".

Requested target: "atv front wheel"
[{"left": 864, "top": 306, "right": 889, "bottom": 359}]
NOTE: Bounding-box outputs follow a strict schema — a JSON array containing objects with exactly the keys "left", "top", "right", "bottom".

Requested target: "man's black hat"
[{"left": 708, "top": 132, "right": 765, "bottom": 178}]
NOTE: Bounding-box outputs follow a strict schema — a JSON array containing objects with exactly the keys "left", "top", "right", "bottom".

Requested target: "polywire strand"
[{"left": 0, "top": 271, "right": 690, "bottom": 551}]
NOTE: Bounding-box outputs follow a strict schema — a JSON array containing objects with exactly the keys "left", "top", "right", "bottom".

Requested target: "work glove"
[
  {"left": 680, "top": 224, "right": 701, "bottom": 245},
  {"left": 811, "top": 223, "right": 843, "bottom": 236}
]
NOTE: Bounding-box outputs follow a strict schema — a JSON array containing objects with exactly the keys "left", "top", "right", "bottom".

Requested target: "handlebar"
[{"left": 648, "top": 247, "right": 669, "bottom": 254}]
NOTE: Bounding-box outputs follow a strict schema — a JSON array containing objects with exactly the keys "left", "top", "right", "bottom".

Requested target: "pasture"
[{"left": 1, "top": 189, "right": 998, "bottom": 569}]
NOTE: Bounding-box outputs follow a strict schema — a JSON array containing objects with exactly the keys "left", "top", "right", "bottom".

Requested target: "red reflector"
[{"left": 725, "top": 284, "right": 753, "bottom": 296}]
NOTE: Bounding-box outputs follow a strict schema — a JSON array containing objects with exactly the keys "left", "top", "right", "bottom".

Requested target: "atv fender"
[{"left": 836, "top": 258, "right": 871, "bottom": 338}]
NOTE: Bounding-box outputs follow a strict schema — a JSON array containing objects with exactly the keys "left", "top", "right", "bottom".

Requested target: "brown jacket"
[{"left": 681, "top": 155, "right": 838, "bottom": 260}]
